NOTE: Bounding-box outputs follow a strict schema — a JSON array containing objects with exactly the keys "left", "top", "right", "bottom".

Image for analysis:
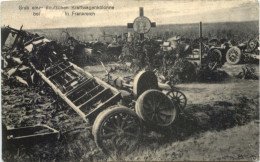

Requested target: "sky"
[{"left": 1, "top": 0, "right": 259, "bottom": 29}]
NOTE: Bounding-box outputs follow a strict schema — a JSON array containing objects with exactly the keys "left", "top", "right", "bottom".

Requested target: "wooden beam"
[
  {"left": 139, "top": 7, "right": 144, "bottom": 16},
  {"left": 79, "top": 88, "right": 109, "bottom": 109},
  {"left": 127, "top": 23, "right": 133, "bottom": 28},
  {"left": 151, "top": 22, "right": 156, "bottom": 27},
  {"left": 30, "top": 63, "right": 88, "bottom": 123},
  {"left": 46, "top": 62, "right": 65, "bottom": 74},
  {"left": 73, "top": 85, "right": 102, "bottom": 104},
  {"left": 65, "top": 78, "right": 93, "bottom": 96},
  {"left": 85, "top": 92, "right": 121, "bottom": 120},
  {"left": 63, "top": 77, "right": 79, "bottom": 88},
  {"left": 70, "top": 62, "right": 120, "bottom": 94},
  {"left": 48, "top": 65, "right": 72, "bottom": 79}
]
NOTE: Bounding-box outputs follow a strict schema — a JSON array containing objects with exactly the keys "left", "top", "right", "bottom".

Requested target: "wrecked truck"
[
  {"left": 3, "top": 26, "right": 187, "bottom": 156},
  {"left": 225, "top": 37, "right": 259, "bottom": 64}
]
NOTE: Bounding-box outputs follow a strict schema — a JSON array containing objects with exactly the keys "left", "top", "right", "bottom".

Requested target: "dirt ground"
[
  {"left": 2, "top": 62, "right": 259, "bottom": 161},
  {"left": 84, "top": 62, "right": 259, "bottom": 105},
  {"left": 85, "top": 62, "right": 259, "bottom": 161}
]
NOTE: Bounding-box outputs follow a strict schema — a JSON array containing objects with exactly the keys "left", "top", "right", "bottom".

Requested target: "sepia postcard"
[{"left": 1, "top": 0, "right": 259, "bottom": 161}]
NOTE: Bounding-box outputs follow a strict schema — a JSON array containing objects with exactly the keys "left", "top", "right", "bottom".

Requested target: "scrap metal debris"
[{"left": 236, "top": 65, "right": 258, "bottom": 80}]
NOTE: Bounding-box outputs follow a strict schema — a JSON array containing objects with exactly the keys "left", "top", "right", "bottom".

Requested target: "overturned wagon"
[{"left": 24, "top": 37, "right": 187, "bottom": 155}]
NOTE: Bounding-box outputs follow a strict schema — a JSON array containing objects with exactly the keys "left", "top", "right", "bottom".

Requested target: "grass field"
[{"left": 124, "top": 121, "right": 259, "bottom": 161}]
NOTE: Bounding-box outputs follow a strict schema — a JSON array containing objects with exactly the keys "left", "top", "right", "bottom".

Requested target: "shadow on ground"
[{"left": 141, "top": 96, "right": 259, "bottom": 144}]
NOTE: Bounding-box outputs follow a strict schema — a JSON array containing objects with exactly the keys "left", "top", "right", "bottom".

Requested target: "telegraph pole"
[{"left": 199, "top": 22, "right": 203, "bottom": 68}]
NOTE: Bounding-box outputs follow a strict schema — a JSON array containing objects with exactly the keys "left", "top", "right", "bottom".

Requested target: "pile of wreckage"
[
  {"left": 2, "top": 26, "right": 188, "bottom": 156},
  {"left": 159, "top": 35, "right": 259, "bottom": 65},
  {"left": 2, "top": 25, "right": 259, "bottom": 157}
]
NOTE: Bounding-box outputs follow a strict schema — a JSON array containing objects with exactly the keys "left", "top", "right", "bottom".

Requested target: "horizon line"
[{"left": 2, "top": 20, "right": 258, "bottom": 31}]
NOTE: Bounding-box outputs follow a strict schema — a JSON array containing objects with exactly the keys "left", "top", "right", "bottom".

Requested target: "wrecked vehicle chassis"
[{"left": 24, "top": 37, "right": 187, "bottom": 155}]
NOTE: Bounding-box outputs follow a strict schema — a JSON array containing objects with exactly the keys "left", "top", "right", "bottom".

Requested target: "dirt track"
[{"left": 177, "top": 78, "right": 259, "bottom": 105}]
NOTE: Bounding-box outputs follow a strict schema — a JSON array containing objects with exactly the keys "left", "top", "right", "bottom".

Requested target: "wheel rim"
[
  {"left": 249, "top": 42, "right": 256, "bottom": 48},
  {"left": 137, "top": 90, "right": 177, "bottom": 126},
  {"left": 248, "top": 40, "right": 257, "bottom": 50},
  {"left": 142, "top": 96, "right": 176, "bottom": 126},
  {"left": 98, "top": 111, "right": 141, "bottom": 155},
  {"left": 228, "top": 48, "right": 239, "bottom": 63},
  {"left": 166, "top": 90, "right": 187, "bottom": 110}
]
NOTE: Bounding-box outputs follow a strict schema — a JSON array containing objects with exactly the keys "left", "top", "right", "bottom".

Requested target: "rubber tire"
[
  {"left": 135, "top": 89, "right": 177, "bottom": 127},
  {"left": 133, "top": 71, "right": 158, "bottom": 98},
  {"left": 226, "top": 46, "right": 242, "bottom": 65},
  {"left": 92, "top": 105, "right": 141, "bottom": 155}
]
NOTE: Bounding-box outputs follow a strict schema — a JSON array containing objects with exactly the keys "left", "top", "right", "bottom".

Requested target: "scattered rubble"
[
  {"left": 1, "top": 25, "right": 259, "bottom": 161},
  {"left": 236, "top": 64, "right": 258, "bottom": 80}
]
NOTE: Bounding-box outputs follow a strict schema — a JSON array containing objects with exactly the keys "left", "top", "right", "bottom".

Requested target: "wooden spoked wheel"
[
  {"left": 166, "top": 90, "right": 187, "bottom": 110},
  {"left": 133, "top": 71, "right": 158, "bottom": 98},
  {"left": 247, "top": 39, "right": 258, "bottom": 52},
  {"left": 135, "top": 89, "right": 177, "bottom": 127},
  {"left": 92, "top": 106, "right": 141, "bottom": 156},
  {"left": 226, "top": 47, "right": 242, "bottom": 65}
]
